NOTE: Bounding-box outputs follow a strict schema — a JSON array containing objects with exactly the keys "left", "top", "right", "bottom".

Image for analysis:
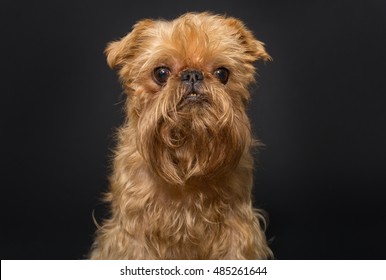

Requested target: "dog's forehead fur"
[{"left": 147, "top": 13, "right": 248, "bottom": 70}]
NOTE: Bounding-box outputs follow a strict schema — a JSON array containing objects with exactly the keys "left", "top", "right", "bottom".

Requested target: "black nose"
[{"left": 180, "top": 70, "right": 204, "bottom": 84}]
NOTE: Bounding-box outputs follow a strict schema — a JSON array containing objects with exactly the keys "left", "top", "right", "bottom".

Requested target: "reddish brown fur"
[{"left": 90, "top": 12, "right": 272, "bottom": 259}]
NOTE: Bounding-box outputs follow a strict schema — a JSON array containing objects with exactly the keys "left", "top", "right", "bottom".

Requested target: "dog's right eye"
[{"left": 153, "top": 67, "right": 171, "bottom": 85}]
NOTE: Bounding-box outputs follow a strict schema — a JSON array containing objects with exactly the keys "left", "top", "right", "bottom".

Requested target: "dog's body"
[{"left": 90, "top": 12, "right": 272, "bottom": 259}]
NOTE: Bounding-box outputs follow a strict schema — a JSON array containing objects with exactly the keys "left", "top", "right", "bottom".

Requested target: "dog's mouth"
[
  {"left": 177, "top": 91, "right": 209, "bottom": 109},
  {"left": 185, "top": 91, "right": 201, "bottom": 101}
]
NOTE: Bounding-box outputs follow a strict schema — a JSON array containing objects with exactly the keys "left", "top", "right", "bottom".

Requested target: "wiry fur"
[{"left": 90, "top": 12, "right": 272, "bottom": 259}]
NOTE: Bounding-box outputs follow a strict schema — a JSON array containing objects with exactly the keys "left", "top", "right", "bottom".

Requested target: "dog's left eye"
[
  {"left": 153, "top": 67, "right": 171, "bottom": 85},
  {"left": 213, "top": 67, "right": 229, "bottom": 84}
]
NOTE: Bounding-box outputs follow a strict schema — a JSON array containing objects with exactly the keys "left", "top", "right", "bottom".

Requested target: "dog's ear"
[
  {"left": 225, "top": 17, "right": 271, "bottom": 62},
  {"left": 105, "top": 19, "right": 155, "bottom": 69}
]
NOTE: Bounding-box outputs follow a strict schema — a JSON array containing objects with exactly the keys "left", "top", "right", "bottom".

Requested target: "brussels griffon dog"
[{"left": 90, "top": 12, "right": 272, "bottom": 259}]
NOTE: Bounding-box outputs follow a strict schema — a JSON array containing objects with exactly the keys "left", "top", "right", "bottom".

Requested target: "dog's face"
[{"left": 106, "top": 13, "right": 269, "bottom": 186}]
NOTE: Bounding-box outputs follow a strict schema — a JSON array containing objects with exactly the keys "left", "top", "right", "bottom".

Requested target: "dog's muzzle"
[{"left": 180, "top": 69, "right": 204, "bottom": 101}]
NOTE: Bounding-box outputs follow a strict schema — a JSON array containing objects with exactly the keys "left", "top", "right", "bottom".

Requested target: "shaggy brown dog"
[{"left": 90, "top": 12, "right": 272, "bottom": 259}]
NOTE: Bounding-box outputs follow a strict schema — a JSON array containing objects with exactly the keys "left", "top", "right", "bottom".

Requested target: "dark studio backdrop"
[{"left": 1, "top": 0, "right": 385, "bottom": 260}]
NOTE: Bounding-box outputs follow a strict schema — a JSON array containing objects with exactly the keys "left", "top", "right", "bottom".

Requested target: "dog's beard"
[{"left": 136, "top": 82, "right": 251, "bottom": 186}]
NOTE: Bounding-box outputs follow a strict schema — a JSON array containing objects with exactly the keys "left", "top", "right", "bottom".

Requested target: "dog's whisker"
[{"left": 91, "top": 209, "right": 101, "bottom": 229}]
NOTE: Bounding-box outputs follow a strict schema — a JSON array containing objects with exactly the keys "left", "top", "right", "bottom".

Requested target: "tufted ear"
[
  {"left": 225, "top": 17, "right": 271, "bottom": 62},
  {"left": 105, "top": 19, "right": 155, "bottom": 69}
]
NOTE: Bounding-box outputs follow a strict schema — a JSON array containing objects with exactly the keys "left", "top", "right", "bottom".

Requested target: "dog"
[{"left": 90, "top": 12, "right": 272, "bottom": 259}]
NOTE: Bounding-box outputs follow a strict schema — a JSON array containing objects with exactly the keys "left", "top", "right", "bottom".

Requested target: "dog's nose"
[{"left": 180, "top": 70, "right": 204, "bottom": 84}]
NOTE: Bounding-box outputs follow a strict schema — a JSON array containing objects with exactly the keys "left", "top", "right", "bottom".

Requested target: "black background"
[{"left": 1, "top": 0, "right": 385, "bottom": 259}]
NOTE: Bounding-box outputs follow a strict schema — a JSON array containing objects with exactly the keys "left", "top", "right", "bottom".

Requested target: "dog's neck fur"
[{"left": 102, "top": 130, "right": 261, "bottom": 259}]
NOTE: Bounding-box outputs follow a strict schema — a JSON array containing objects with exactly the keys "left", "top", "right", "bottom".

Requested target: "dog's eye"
[
  {"left": 213, "top": 67, "right": 229, "bottom": 84},
  {"left": 153, "top": 67, "right": 171, "bottom": 85}
]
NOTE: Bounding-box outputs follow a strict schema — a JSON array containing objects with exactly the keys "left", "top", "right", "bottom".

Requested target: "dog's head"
[{"left": 106, "top": 12, "right": 269, "bottom": 185}]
